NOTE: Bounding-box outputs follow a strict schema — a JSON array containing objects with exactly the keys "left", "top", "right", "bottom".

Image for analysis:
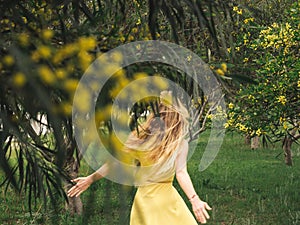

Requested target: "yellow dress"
[{"left": 129, "top": 151, "right": 198, "bottom": 225}]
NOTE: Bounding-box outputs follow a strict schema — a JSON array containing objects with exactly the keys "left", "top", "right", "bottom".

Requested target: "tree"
[
  {"left": 226, "top": 1, "right": 300, "bottom": 165},
  {"left": 0, "top": 0, "right": 237, "bottom": 216}
]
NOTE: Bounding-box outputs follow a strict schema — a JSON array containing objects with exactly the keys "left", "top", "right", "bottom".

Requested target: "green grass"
[{"left": 1, "top": 132, "right": 300, "bottom": 225}]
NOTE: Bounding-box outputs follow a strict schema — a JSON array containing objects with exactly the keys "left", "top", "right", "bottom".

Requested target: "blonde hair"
[{"left": 124, "top": 97, "right": 189, "bottom": 164}]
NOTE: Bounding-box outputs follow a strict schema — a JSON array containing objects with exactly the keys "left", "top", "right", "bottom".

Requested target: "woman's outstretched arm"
[
  {"left": 67, "top": 162, "right": 109, "bottom": 197},
  {"left": 175, "top": 139, "right": 212, "bottom": 224}
]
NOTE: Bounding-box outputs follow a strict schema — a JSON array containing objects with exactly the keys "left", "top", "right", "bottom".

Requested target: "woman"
[{"left": 68, "top": 92, "right": 212, "bottom": 224}]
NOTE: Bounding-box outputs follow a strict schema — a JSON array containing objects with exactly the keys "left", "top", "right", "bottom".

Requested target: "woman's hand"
[
  {"left": 190, "top": 196, "right": 212, "bottom": 224},
  {"left": 67, "top": 176, "right": 93, "bottom": 197}
]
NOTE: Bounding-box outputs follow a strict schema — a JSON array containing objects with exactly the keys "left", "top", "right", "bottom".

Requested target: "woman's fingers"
[
  {"left": 71, "top": 177, "right": 82, "bottom": 183},
  {"left": 202, "top": 208, "right": 210, "bottom": 220},
  {"left": 67, "top": 180, "right": 83, "bottom": 197},
  {"left": 197, "top": 212, "right": 207, "bottom": 224},
  {"left": 67, "top": 177, "right": 92, "bottom": 197},
  {"left": 205, "top": 202, "right": 212, "bottom": 210},
  {"left": 67, "top": 187, "right": 78, "bottom": 197},
  {"left": 193, "top": 202, "right": 212, "bottom": 224},
  {"left": 76, "top": 190, "right": 84, "bottom": 197},
  {"left": 68, "top": 187, "right": 81, "bottom": 197}
]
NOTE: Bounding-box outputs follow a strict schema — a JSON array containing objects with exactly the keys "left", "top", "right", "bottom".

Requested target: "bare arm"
[
  {"left": 67, "top": 162, "right": 109, "bottom": 197},
  {"left": 175, "top": 139, "right": 212, "bottom": 224}
]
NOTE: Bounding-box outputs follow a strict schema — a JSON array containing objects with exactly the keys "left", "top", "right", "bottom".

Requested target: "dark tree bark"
[
  {"left": 244, "top": 134, "right": 251, "bottom": 145},
  {"left": 251, "top": 136, "right": 260, "bottom": 150},
  {"left": 63, "top": 139, "right": 83, "bottom": 215},
  {"left": 283, "top": 136, "right": 293, "bottom": 166}
]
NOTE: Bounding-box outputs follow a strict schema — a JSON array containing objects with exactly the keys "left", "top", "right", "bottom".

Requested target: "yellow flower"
[
  {"left": 244, "top": 18, "right": 254, "bottom": 24},
  {"left": 52, "top": 53, "right": 62, "bottom": 65},
  {"left": 73, "top": 88, "right": 92, "bottom": 113},
  {"left": 221, "top": 63, "right": 227, "bottom": 72},
  {"left": 31, "top": 51, "right": 40, "bottom": 62},
  {"left": 119, "top": 36, "right": 125, "bottom": 42},
  {"left": 55, "top": 69, "right": 68, "bottom": 79},
  {"left": 134, "top": 72, "right": 148, "bottom": 80},
  {"left": 277, "top": 95, "right": 287, "bottom": 105},
  {"left": 243, "top": 58, "right": 249, "bottom": 63},
  {"left": 298, "top": 80, "right": 300, "bottom": 88},
  {"left": 3, "top": 55, "right": 14, "bottom": 66},
  {"left": 256, "top": 128, "right": 262, "bottom": 136},
  {"left": 62, "top": 43, "right": 78, "bottom": 56},
  {"left": 228, "top": 103, "right": 234, "bottom": 109},
  {"left": 110, "top": 77, "right": 130, "bottom": 98},
  {"left": 215, "top": 68, "right": 225, "bottom": 76},
  {"left": 131, "top": 27, "right": 138, "bottom": 33},
  {"left": 244, "top": 39, "right": 249, "bottom": 45},
  {"left": 279, "top": 117, "right": 285, "bottom": 124},
  {"left": 114, "top": 69, "right": 125, "bottom": 77},
  {"left": 128, "top": 35, "right": 135, "bottom": 41},
  {"left": 63, "top": 79, "right": 79, "bottom": 93},
  {"left": 78, "top": 51, "right": 93, "bottom": 70},
  {"left": 248, "top": 94, "right": 255, "bottom": 100},
  {"left": 12, "top": 72, "right": 26, "bottom": 87},
  {"left": 21, "top": 17, "right": 28, "bottom": 24},
  {"left": 38, "top": 66, "right": 56, "bottom": 85},
  {"left": 153, "top": 75, "right": 169, "bottom": 89},
  {"left": 37, "top": 45, "right": 52, "bottom": 59},
  {"left": 233, "top": 6, "right": 239, "bottom": 12},
  {"left": 95, "top": 105, "right": 112, "bottom": 122},
  {"left": 41, "top": 29, "right": 54, "bottom": 40},
  {"left": 60, "top": 102, "right": 72, "bottom": 115},
  {"left": 187, "top": 55, "right": 192, "bottom": 62},
  {"left": 271, "top": 22, "right": 279, "bottom": 28},
  {"left": 239, "top": 124, "right": 248, "bottom": 132},
  {"left": 78, "top": 36, "right": 97, "bottom": 51},
  {"left": 18, "top": 33, "right": 30, "bottom": 46}
]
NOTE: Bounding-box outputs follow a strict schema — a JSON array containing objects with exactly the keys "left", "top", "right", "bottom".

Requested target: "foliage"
[
  {"left": 226, "top": 1, "right": 300, "bottom": 144},
  {"left": 0, "top": 0, "right": 236, "bottom": 213},
  {"left": 1, "top": 0, "right": 298, "bottom": 218}
]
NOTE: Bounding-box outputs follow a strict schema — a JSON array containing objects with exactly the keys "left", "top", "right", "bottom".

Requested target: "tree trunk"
[
  {"left": 244, "top": 134, "right": 251, "bottom": 145},
  {"left": 64, "top": 157, "right": 83, "bottom": 215},
  {"left": 64, "top": 140, "right": 83, "bottom": 215},
  {"left": 283, "top": 136, "right": 293, "bottom": 166},
  {"left": 251, "top": 136, "right": 260, "bottom": 149}
]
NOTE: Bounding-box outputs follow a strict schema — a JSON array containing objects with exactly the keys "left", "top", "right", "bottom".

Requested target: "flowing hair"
[{"left": 124, "top": 98, "right": 189, "bottom": 164}]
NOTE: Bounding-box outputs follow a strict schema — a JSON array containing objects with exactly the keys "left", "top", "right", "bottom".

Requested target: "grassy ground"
[{"left": 1, "top": 132, "right": 300, "bottom": 225}]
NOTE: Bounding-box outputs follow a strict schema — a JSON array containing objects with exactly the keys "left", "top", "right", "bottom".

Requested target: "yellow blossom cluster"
[
  {"left": 1, "top": 33, "right": 100, "bottom": 116},
  {"left": 243, "top": 17, "right": 254, "bottom": 24},
  {"left": 208, "top": 105, "right": 227, "bottom": 122},
  {"left": 235, "top": 123, "right": 248, "bottom": 132},
  {"left": 259, "top": 22, "right": 297, "bottom": 54},
  {"left": 215, "top": 63, "right": 227, "bottom": 76},
  {"left": 255, "top": 128, "right": 262, "bottom": 136},
  {"left": 233, "top": 6, "right": 243, "bottom": 15},
  {"left": 277, "top": 95, "right": 287, "bottom": 105}
]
